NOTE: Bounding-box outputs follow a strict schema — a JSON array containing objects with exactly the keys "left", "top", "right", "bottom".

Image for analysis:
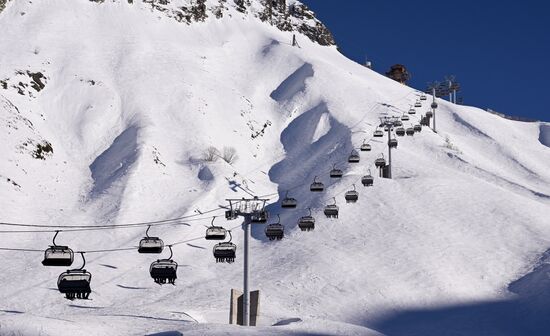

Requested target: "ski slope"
[{"left": 1, "top": 1, "right": 549, "bottom": 335}]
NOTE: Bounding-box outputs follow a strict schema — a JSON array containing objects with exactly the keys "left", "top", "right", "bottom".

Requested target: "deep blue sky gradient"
[{"left": 304, "top": 0, "right": 550, "bottom": 121}]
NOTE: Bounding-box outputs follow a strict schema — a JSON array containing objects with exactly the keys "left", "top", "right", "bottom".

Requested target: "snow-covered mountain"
[{"left": 1, "top": 1, "right": 549, "bottom": 335}]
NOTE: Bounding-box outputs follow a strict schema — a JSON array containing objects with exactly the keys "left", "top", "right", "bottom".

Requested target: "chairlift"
[
  {"left": 344, "top": 184, "right": 359, "bottom": 203},
  {"left": 361, "top": 170, "right": 374, "bottom": 186},
  {"left": 431, "top": 101, "right": 438, "bottom": 109},
  {"left": 265, "top": 214, "right": 284, "bottom": 241},
  {"left": 393, "top": 120, "right": 403, "bottom": 127},
  {"left": 324, "top": 197, "right": 339, "bottom": 219},
  {"left": 360, "top": 140, "right": 372, "bottom": 152},
  {"left": 389, "top": 138, "right": 398, "bottom": 148},
  {"left": 414, "top": 124, "right": 422, "bottom": 132},
  {"left": 298, "top": 208, "right": 315, "bottom": 232},
  {"left": 401, "top": 114, "right": 410, "bottom": 121},
  {"left": 57, "top": 252, "right": 91, "bottom": 300},
  {"left": 408, "top": 107, "right": 416, "bottom": 115},
  {"left": 396, "top": 127, "right": 405, "bottom": 136},
  {"left": 251, "top": 210, "right": 269, "bottom": 223},
  {"left": 150, "top": 245, "right": 178, "bottom": 285},
  {"left": 348, "top": 150, "right": 360, "bottom": 163},
  {"left": 281, "top": 191, "right": 298, "bottom": 208},
  {"left": 213, "top": 230, "right": 237, "bottom": 263},
  {"left": 374, "top": 153, "right": 386, "bottom": 168},
  {"left": 205, "top": 216, "right": 227, "bottom": 240},
  {"left": 138, "top": 225, "right": 164, "bottom": 254},
  {"left": 414, "top": 100, "right": 422, "bottom": 108},
  {"left": 42, "top": 231, "right": 74, "bottom": 267},
  {"left": 426, "top": 110, "right": 433, "bottom": 118},
  {"left": 373, "top": 129, "right": 384, "bottom": 137},
  {"left": 329, "top": 164, "right": 343, "bottom": 178},
  {"left": 310, "top": 176, "right": 324, "bottom": 192},
  {"left": 406, "top": 127, "right": 415, "bottom": 136},
  {"left": 420, "top": 94, "right": 427, "bottom": 101}
]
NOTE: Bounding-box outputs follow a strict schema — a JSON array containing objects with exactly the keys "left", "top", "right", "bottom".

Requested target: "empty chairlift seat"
[
  {"left": 393, "top": 120, "right": 403, "bottom": 127},
  {"left": 42, "top": 231, "right": 74, "bottom": 267},
  {"left": 414, "top": 124, "right": 422, "bottom": 132},
  {"left": 298, "top": 209, "right": 315, "bottom": 232},
  {"left": 415, "top": 100, "right": 422, "bottom": 107},
  {"left": 408, "top": 107, "right": 416, "bottom": 115},
  {"left": 348, "top": 150, "right": 360, "bottom": 163},
  {"left": 373, "top": 129, "right": 384, "bottom": 137},
  {"left": 401, "top": 114, "right": 410, "bottom": 121},
  {"left": 281, "top": 191, "right": 298, "bottom": 208},
  {"left": 310, "top": 176, "right": 325, "bottom": 192},
  {"left": 265, "top": 214, "right": 284, "bottom": 241},
  {"left": 420, "top": 94, "right": 427, "bottom": 101},
  {"left": 344, "top": 185, "right": 359, "bottom": 203},
  {"left": 324, "top": 198, "right": 339, "bottom": 219},
  {"left": 205, "top": 216, "right": 227, "bottom": 240},
  {"left": 360, "top": 140, "right": 372, "bottom": 152},
  {"left": 406, "top": 127, "right": 415, "bottom": 136},
  {"left": 330, "top": 164, "right": 344, "bottom": 178}
]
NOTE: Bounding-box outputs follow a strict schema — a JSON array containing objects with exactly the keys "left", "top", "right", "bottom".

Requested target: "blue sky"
[{"left": 304, "top": 0, "right": 550, "bottom": 121}]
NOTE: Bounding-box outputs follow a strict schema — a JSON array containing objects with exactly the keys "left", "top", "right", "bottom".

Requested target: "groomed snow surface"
[{"left": 1, "top": 1, "right": 550, "bottom": 335}]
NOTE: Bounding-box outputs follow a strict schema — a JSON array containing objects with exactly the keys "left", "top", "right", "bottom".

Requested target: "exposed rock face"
[
  {"left": 0, "top": 0, "right": 9, "bottom": 13},
  {"left": 87, "top": 0, "right": 335, "bottom": 46}
]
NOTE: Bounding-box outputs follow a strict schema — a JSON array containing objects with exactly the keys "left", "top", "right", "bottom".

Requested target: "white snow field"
[{"left": 1, "top": 1, "right": 550, "bottom": 335}]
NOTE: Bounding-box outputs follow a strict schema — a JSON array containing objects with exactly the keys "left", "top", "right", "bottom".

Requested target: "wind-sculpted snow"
[
  {"left": 270, "top": 63, "right": 314, "bottom": 102},
  {"left": 2, "top": 1, "right": 550, "bottom": 335},
  {"left": 539, "top": 123, "right": 550, "bottom": 148},
  {"left": 89, "top": 126, "right": 139, "bottom": 197}
]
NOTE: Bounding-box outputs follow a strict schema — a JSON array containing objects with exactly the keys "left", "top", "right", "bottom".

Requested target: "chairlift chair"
[
  {"left": 251, "top": 210, "right": 269, "bottom": 223},
  {"left": 281, "top": 191, "right": 298, "bottom": 208},
  {"left": 42, "top": 231, "right": 74, "bottom": 267},
  {"left": 426, "top": 110, "right": 433, "bottom": 118},
  {"left": 329, "top": 164, "right": 344, "bottom": 178},
  {"left": 393, "top": 120, "right": 403, "bottom": 127},
  {"left": 324, "top": 198, "right": 339, "bottom": 219},
  {"left": 374, "top": 154, "right": 386, "bottom": 168},
  {"left": 265, "top": 214, "right": 284, "bottom": 241},
  {"left": 420, "top": 94, "right": 427, "bottom": 101},
  {"left": 348, "top": 150, "right": 360, "bottom": 163},
  {"left": 401, "top": 114, "right": 410, "bottom": 121},
  {"left": 431, "top": 101, "right": 438, "bottom": 109},
  {"left": 344, "top": 185, "right": 359, "bottom": 203},
  {"left": 389, "top": 138, "right": 398, "bottom": 148},
  {"left": 396, "top": 127, "right": 405, "bottom": 136},
  {"left": 298, "top": 208, "right": 315, "bottom": 231},
  {"left": 361, "top": 170, "right": 374, "bottom": 186},
  {"left": 205, "top": 216, "right": 227, "bottom": 240},
  {"left": 373, "top": 129, "right": 384, "bottom": 138},
  {"left": 408, "top": 107, "right": 416, "bottom": 115},
  {"left": 414, "top": 124, "right": 422, "bottom": 132},
  {"left": 150, "top": 245, "right": 177, "bottom": 285},
  {"left": 57, "top": 252, "right": 91, "bottom": 300},
  {"left": 213, "top": 231, "right": 237, "bottom": 263},
  {"left": 138, "top": 226, "right": 164, "bottom": 254},
  {"left": 310, "top": 176, "right": 325, "bottom": 192},
  {"left": 414, "top": 100, "right": 422, "bottom": 108},
  {"left": 360, "top": 140, "right": 372, "bottom": 152},
  {"left": 406, "top": 127, "right": 415, "bottom": 136}
]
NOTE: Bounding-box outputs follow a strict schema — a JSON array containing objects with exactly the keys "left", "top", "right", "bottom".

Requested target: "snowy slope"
[{"left": 1, "top": 1, "right": 550, "bottom": 335}]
